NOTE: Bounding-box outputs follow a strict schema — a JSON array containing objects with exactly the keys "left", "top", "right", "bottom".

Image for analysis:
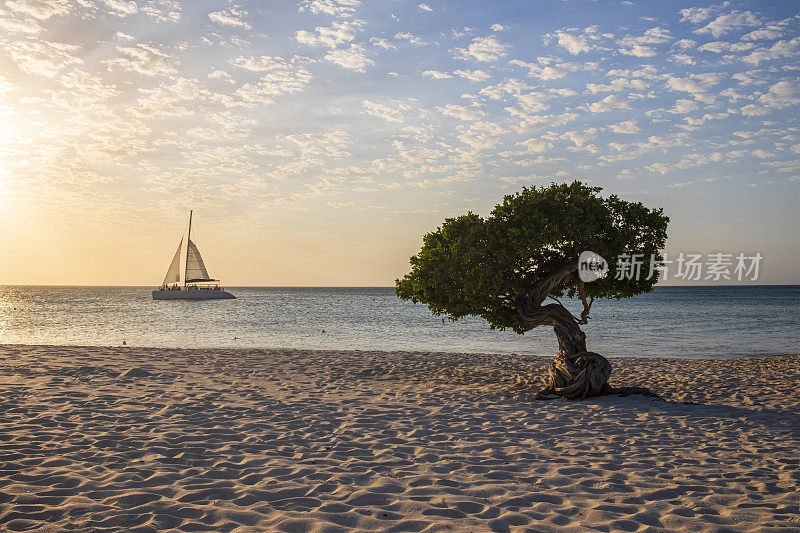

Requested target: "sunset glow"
[{"left": 0, "top": 1, "right": 798, "bottom": 285}]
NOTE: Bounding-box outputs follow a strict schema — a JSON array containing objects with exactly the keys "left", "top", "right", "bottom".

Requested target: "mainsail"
[
  {"left": 186, "top": 239, "right": 215, "bottom": 282},
  {"left": 162, "top": 238, "right": 182, "bottom": 286}
]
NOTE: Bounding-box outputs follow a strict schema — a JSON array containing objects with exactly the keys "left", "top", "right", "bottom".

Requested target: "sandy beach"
[{"left": 0, "top": 344, "right": 798, "bottom": 532}]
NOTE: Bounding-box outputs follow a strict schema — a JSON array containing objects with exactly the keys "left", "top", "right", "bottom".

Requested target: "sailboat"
[{"left": 152, "top": 210, "right": 236, "bottom": 300}]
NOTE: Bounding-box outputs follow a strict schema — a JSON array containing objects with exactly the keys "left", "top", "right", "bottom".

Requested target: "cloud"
[
  {"left": 2, "top": 0, "right": 796, "bottom": 249},
  {"left": 665, "top": 72, "right": 723, "bottom": 102},
  {"left": 456, "top": 120, "right": 505, "bottom": 149},
  {"left": 510, "top": 59, "right": 586, "bottom": 80},
  {"left": 362, "top": 100, "right": 406, "bottom": 122},
  {"left": 130, "top": 77, "right": 210, "bottom": 117},
  {"left": 453, "top": 35, "right": 508, "bottom": 62},
  {"left": 758, "top": 80, "right": 800, "bottom": 108},
  {"left": 553, "top": 31, "right": 590, "bottom": 55},
  {"left": 453, "top": 69, "right": 491, "bottom": 82},
  {"left": 509, "top": 112, "right": 578, "bottom": 133},
  {"left": 394, "top": 32, "right": 427, "bottom": 46},
  {"left": 742, "top": 20, "right": 790, "bottom": 41},
  {"left": 295, "top": 20, "right": 362, "bottom": 48},
  {"left": 4, "top": 0, "right": 72, "bottom": 20},
  {"left": 417, "top": 3, "right": 433, "bottom": 12},
  {"left": 610, "top": 119, "right": 640, "bottom": 134},
  {"left": 0, "top": 15, "right": 42, "bottom": 34},
  {"left": 560, "top": 128, "right": 598, "bottom": 147},
  {"left": 142, "top": 0, "right": 182, "bottom": 22},
  {"left": 668, "top": 98, "right": 700, "bottom": 114},
  {"left": 742, "top": 37, "right": 800, "bottom": 65},
  {"left": 694, "top": 10, "right": 760, "bottom": 38},
  {"left": 514, "top": 90, "right": 573, "bottom": 114},
  {"left": 678, "top": 111, "right": 730, "bottom": 131},
  {"left": 422, "top": 70, "right": 452, "bottom": 79},
  {"left": 586, "top": 75, "right": 648, "bottom": 94},
  {"left": 233, "top": 57, "right": 313, "bottom": 104},
  {"left": 208, "top": 6, "right": 251, "bottom": 30},
  {"left": 103, "top": 0, "right": 138, "bottom": 16},
  {"left": 48, "top": 69, "right": 119, "bottom": 112},
  {"left": 618, "top": 27, "right": 672, "bottom": 57},
  {"left": 732, "top": 70, "right": 766, "bottom": 85},
  {"left": 6, "top": 40, "right": 82, "bottom": 77},
  {"left": 438, "top": 104, "right": 484, "bottom": 121},
  {"left": 719, "top": 87, "right": 744, "bottom": 101},
  {"left": 621, "top": 45, "right": 657, "bottom": 57},
  {"left": 698, "top": 41, "right": 755, "bottom": 53},
  {"left": 679, "top": 6, "right": 715, "bottom": 24},
  {"left": 740, "top": 80, "right": 800, "bottom": 116},
  {"left": 280, "top": 131, "right": 349, "bottom": 158},
  {"left": 544, "top": 25, "right": 614, "bottom": 55},
  {"left": 370, "top": 37, "right": 396, "bottom": 50},
  {"left": 208, "top": 70, "right": 234, "bottom": 83},
  {"left": 673, "top": 38, "right": 697, "bottom": 50},
  {"left": 232, "top": 55, "right": 303, "bottom": 73},
  {"left": 479, "top": 78, "right": 530, "bottom": 100},
  {"left": 587, "top": 94, "right": 630, "bottom": 112},
  {"left": 515, "top": 138, "right": 552, "bottom": 153},
  {"left": 505, "top": 97, "right": 548, "bottom": 118},
  {"left": 298, "top": 0, "right": 360, "bottom": 18},
  {"left": 105, "top": 43, "right": 176, "bottom": 76},
  {"left": 586, "top": 69, "right": 652, "bottom": 94},
  {"left": 325, "top": 43, "right": 372, "bottom": 71},
  {"left": 668, "top": 53, "right": 696, "bottom": 66}
]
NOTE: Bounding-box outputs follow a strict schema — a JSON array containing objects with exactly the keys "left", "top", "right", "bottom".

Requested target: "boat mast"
[{"left": 184, "top": 209, "right": 193, "bottom": 288}]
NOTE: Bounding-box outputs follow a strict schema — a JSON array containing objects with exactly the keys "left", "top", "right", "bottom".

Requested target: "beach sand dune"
[{"left": 0, "top": 345, "right": 798, "bottom": 532}]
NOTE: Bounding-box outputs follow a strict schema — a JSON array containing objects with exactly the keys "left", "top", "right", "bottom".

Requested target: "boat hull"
[{"left": 152, "top": 289, "right": 236, "bottom": 300}]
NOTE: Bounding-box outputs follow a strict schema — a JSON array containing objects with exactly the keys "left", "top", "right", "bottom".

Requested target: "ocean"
[{"left": 0, "top": 286, "right": 797, "bottom": 358}]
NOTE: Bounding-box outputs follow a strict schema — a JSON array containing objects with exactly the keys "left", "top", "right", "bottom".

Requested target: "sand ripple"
[{"left": 0, "top": 345, "right": 798, "bottom": 532}]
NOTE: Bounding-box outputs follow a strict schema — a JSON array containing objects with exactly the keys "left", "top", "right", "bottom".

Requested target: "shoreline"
[
  {"left": 1, "top": 342, "right": 796, "bottom": 361},
  {"left": 1, "top": 345, "right": 798, "bottom": 531}
]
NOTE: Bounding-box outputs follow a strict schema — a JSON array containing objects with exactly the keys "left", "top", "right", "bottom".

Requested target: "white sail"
[
  {"left": 162, "top": 238, "right": 182, "bottom": 286},
  {"left": 186, "top": 239, "right": 214, "bottom": 282}
]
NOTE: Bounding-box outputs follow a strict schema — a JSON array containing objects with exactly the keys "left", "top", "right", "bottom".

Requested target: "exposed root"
[{"left": 532, "top": 351, "right": 662, "bottom": 401}]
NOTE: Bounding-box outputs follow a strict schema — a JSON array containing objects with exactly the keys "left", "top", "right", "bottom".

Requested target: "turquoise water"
[{"left": 0, "top": 286, "right": 797, "bottom": 358}]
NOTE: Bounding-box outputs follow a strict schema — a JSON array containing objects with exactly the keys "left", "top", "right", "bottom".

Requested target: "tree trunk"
[
  {"left": 519, "top": 300, "right": 613, "bottom": 400},
  {"left": 546, "top": 312, "right": 612, "bottom": 400},
  {"left": 552, "top": 306, "right": 586, "bottom": 356}
]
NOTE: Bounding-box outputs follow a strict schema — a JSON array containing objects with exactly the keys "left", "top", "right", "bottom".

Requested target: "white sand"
[{"left": 0, "top": 345, "right": 798, "bottom": 532}]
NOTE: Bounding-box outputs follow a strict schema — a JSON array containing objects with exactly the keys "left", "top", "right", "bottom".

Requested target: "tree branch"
[
  {"left": 577, "top": 280, "right": 594, "bottom": 325},
  {"left": 548, "top": 295, "right": 582, "bottom": 324},
  {"left": 529, "top": 259, "right": 579, "bottom": 306}
]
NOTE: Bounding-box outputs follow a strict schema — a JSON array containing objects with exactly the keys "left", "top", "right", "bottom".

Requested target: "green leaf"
[{"left": 395, "top": 181, "right": 669, "bottom": 334}]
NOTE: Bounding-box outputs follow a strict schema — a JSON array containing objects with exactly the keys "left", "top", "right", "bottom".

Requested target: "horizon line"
[{"left": 1, "top": 284, "right": 798, "bottom": 289}]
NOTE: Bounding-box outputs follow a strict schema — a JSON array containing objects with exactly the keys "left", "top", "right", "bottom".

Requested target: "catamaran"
[{"left": 152, "top": 211, "right": 236, "bottom": 300}]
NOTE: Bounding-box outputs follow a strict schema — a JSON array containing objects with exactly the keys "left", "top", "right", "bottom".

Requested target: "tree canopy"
[{"left": 396, "top": 181, "right": 669, "bottom": 334}]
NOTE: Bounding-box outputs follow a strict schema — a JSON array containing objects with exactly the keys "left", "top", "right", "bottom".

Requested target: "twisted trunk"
[{"left": 518, "top": 263, "right": 612, "bottom": 400}]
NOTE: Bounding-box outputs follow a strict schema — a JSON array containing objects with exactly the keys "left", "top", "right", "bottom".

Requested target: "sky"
[{"left": 0, "top": 0, "right": 798, "bottom": 286}]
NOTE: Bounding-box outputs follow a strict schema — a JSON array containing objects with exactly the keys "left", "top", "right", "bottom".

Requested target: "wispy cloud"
[
  {"left": 208, "top": 6, "right": 251, "bottom": 30},
  {"left": 0, "top": 0, "right": 798, "bottom": 284},
  {"left": 325, "top": 43, "right": 372, "bottom": 71},
  {"left": 453, "top": 35, "right": 508, "bottom": 62}
]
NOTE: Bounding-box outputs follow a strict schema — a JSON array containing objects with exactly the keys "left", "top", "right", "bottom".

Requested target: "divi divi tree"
[{"left": 396, "top": 181, "right": 669, "bottom": 399}]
